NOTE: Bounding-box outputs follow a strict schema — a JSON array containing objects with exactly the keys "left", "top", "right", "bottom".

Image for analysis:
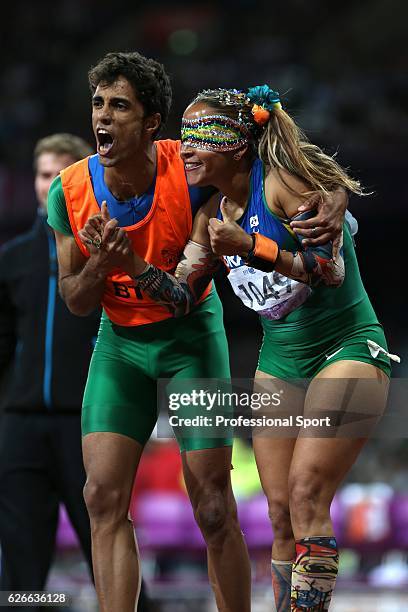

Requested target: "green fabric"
[
  {"left": 263, "top": 224, "right": 369, "bottom": 328},
  {"left": 258, "top": 227, "right": 391, "bottom": 378},
  {"left": 82, "top": 289, "right": 233, "bottom": 452},
  {"left": 259, "top": 316, "right": 391, "bottom": 379},
  {"left": 47, "top": 176, "right": 73, "bottom": 236}
]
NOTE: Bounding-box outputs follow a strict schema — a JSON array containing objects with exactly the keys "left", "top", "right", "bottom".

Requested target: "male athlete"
[{"left": 47, "top": 51, "right": 347, "bottom": 612}]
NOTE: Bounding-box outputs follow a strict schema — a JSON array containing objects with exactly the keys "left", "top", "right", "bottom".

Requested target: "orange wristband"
[
  {"left": 243, "top": 233, "right": 280, "bottom": 272},
  {"left": 251, "top": 233, "right": 279, "bottom": 263}
]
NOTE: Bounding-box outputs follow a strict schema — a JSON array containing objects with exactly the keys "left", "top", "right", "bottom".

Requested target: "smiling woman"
[
  {"left": 97, "top": 82, "right": 394, "bottom": 611},
  {"left": 177, "top": 87, "right": 393, "bottom": 612}
]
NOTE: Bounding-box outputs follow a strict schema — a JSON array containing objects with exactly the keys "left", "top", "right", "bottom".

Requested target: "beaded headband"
[{"left": 181, "top": 115, "right": 251, "bottom": 152}]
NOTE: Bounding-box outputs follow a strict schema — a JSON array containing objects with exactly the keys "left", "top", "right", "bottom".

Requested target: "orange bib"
[{"left": 61, "top": 139, "right": 211, "bottom": 326}]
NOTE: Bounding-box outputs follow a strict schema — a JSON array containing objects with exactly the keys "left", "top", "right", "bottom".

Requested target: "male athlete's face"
[
  {"left": 35, "top": 152, "right": 76, "bottom": 210},
  {"left": 92, "top": 76, "right": 153, "bottom": 168},
  {"left": 180, "top": 103, "right": 238, "bottom": 188}
]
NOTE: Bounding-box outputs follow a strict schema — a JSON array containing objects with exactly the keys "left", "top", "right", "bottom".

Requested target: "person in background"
[{"left": 0, "top": 133, "right": 150, "bottom": 610}]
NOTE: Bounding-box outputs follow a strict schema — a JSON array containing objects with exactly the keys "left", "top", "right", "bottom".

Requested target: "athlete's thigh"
[
  {"left": 290, "top": 360, "right": 389, "bottom": 497},
  {"left": 252, "top": 370, "right": 304, "bottom": 501},
  {"left": 82, "top": 431, "right": 144, "bottom": 499},
  {"left": 304, "top": 359, "right": 389, "bottom": 438},
  {"left": 169, "top": 312, "right": 232, "bottom": 453},
  {"left": 83, "top": 349, "right": 157, "bottom": 447},
  {"left": 171, "top": 326, "right": 231, "bottom": 380}
]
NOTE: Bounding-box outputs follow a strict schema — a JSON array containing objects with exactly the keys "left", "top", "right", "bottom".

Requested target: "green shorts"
[
  {"left": 82, "top": 290, "right": 232, "bottom": 452},
  {"left": 258, "top": 311, "right": 391, "bottom": 380}
]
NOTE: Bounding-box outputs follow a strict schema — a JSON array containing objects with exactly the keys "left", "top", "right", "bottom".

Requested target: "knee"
[
  {"left": 194, "top": 490, "right": 230, "bottom": 538},
  {"left": 83, "top": 478, "right": 128, "bottom": 523},
  {"left": 267, "top": 495, "right": 292, "bottom": 540}
]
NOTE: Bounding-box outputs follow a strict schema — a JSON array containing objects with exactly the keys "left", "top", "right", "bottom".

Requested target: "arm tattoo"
[
  {"left": 290, "top": 209, "right": 345, "bottom": 287},
  {"left": 290, "top": 233, "right": 345, "bottom": 287},
  {"left": 135, "top": 241, "right": 221, "bottom": 317}
]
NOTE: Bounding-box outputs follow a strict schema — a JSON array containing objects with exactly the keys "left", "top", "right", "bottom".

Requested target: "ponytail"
[{"left": 258, "top": 108, "right": 364, "bottom": 196}]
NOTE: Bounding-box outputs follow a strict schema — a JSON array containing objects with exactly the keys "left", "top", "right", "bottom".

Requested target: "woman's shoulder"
[
  {"left": 265, "top": 165, "right": 310, "bottom": 195},
  {"left": 264, "top": 165, "right": 312, "bottom": 218}
]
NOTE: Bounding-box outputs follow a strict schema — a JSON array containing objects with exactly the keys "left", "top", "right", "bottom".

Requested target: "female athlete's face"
[
  {"left": 180, "top": 103, "right": 237, "bottom": 188},
  {"left": 92, "top": 76, "right": 159, "bottom": 167}
]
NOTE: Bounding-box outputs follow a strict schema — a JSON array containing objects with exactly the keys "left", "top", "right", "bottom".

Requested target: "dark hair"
[
  {"left": 33, "top": 133, "right": 93, "bottom": 171},
  {"left": 88, "top": 51, "right": 172, "bottom": 137},
  {"left": 190, "top": 89, "right": 363, "bottom": 195}
]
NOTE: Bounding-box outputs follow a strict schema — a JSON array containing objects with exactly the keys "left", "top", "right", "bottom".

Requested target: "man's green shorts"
[{"left": 82, "top": 290, "right": 232, "bottom": 452}]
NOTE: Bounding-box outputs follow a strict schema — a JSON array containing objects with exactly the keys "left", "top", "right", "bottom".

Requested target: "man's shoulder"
[{"left": 60, "top": 155, "right": 92, "bottom": 185}]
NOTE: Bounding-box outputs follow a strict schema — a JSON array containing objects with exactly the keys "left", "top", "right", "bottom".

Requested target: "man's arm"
[
  {"left": 79, "top": 195, "right": 222, "bottom": 318},
  {"left": 55, "top": 230, "right": 110, "bottom": 316},
  {"left": 47, "top": 175, "right": 109, "bottom": 315}
]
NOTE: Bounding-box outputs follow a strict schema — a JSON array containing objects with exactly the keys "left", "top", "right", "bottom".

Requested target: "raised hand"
[
  {"left": 78, "top": 201, "right": 134, "bottom": 274},
  {"left": 208, "top": 197, "right": 253, "bottom": 256}
]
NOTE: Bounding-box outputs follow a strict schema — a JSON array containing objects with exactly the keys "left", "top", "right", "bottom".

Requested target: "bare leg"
[
  {"left": 82, "top": 432, "right": 143, "bottom": 612},
  {"left": 289, "top": 360, "right": 389, "bottom": 538},
  {"left": 289, "top": 360, "right": 389, "bottom": 610},
  {"left": 182, "top": 446, "right": 251, "bottom": 612},
  {"left": 253, "top": 371, "right": 304, "bottom": 612}
]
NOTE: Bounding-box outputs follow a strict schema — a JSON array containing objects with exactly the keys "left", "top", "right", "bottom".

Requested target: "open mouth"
[{"left": 97, "top": 129, "right": 114, "bottom": 156}]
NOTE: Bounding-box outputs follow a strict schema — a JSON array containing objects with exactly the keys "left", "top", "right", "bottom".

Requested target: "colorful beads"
[{"left": 181, "top": 115, "right": 250, "bottom": 152}]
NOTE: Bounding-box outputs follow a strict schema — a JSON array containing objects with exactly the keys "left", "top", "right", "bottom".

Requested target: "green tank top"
[{"left": 261, "top": 223, "right": 379, "bottom": 338}]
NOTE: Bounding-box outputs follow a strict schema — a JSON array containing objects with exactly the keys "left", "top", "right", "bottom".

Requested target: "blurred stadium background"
[{"left": 0, "top": 0, "right": 407, "bottom": 610}]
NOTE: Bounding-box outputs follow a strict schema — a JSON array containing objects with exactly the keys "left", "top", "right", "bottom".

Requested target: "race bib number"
[{"left": 227, "top": 264, "right": 311, "bottom": 320}]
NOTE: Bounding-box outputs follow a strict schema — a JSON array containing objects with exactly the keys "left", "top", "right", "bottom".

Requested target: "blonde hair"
[
  {"left": 258, "top": 107, "right": 363, "bottom": 195},
  {"left": 191, "top": 89, "right": 364, "bottom": 196},
  {"left": 33, "top": 133, "right": 93, "bottom": 171}
]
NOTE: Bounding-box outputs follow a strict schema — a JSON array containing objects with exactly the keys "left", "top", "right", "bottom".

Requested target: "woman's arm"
[
  {"left": 134, "top": 195, "right": 223, "bottom": 316},
  {"left": 268, "top": 168, "right": 345, "bottom": 286},
  {"left": 208, "top": 172, "right": 345, "bottom": 288}
]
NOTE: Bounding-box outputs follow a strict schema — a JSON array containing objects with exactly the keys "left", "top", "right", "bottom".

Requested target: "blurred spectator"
[
  {"left": 0, "top": 133, "right": 96, "bottom": 605},
  {"left": 0, "top": 133, "right": 148, "bottom": 611}
]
